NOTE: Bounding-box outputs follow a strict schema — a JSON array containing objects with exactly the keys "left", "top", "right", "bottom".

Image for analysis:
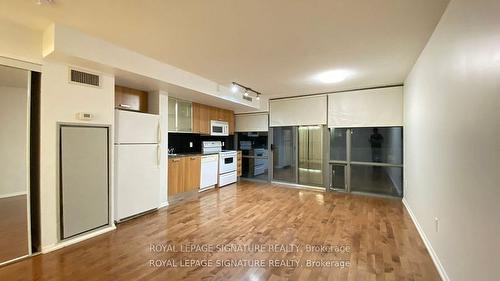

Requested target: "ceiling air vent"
[
  {"left": 243, "top": 95, "right": 253, "bottom": 102},
  {"left": 69, "top": 68, "right": 101, "bottom": 87}
]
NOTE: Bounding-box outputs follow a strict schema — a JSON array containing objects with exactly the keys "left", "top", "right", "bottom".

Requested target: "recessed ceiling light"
[{"left": 315, "top": 69, "right": 352, "bottom": 84}]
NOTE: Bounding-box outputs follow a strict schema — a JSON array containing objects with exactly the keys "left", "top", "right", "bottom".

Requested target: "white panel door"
[
  {"left": 115, "top": 144, "right": 160, "bottom": 220},
  {"left": 61, "top": 126, "right": 109, "bottom": 238},
  {"left": 115, "top": 110, "right": 160, "bottom": 144}
]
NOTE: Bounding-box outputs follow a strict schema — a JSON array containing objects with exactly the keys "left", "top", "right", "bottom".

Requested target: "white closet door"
[{"left": 60, "top": 125, "right": 109, "bottom": 239}]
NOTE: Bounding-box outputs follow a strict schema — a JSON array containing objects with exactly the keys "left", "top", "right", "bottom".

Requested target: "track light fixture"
[{"left": 231, "top": 82, "right": 263, "bottom": 101}]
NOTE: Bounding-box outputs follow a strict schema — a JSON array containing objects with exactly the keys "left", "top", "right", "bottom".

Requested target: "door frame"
[
  {"left": 270, "top": 125, "right": 329, "bottom": 190},
  {"left": 56, "top": 122, "right": 113, "bottom": 241},
  {"left": 328, "top": 127, "right": 404, "bottom": 197}
]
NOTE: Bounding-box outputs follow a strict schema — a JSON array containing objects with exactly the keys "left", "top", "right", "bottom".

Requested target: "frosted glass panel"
[{"left": 176, "top": 100, "right": 192, "bottom": 132}]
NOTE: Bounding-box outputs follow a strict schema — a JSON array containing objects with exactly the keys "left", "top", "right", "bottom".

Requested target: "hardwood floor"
[
  {"left": 0, "top": 181, "right": 440, "bottom": 281},
  {"left": 0, "top": 195, "right": 29, "bottom": 263}
]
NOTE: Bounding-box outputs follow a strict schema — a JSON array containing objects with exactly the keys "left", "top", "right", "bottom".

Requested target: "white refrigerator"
[{"left": 114, "top": 110, "right": 161, "bottom": 221}]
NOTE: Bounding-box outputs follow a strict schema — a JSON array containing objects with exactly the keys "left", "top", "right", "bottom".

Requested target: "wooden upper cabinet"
[
  {"left": 227, "top": 110, "right": 235, "bottom": 135},
  {"left": 193, "top": 103, "right": 210, "bottom": 135},
  {"left": 209, "top": 107, "right": 219, "bottom": 122},
  {"left": 192, "top": 103, "right": 201, "bottom": 134},
  {"left": 199, "top": 104, "right": 210, "bottom": 135},
  {"left": 115, "top": 85, "right": 148, "bottom": 112},
  {"left": 191, "top": 103, "right": 235, "bottom": 135}
]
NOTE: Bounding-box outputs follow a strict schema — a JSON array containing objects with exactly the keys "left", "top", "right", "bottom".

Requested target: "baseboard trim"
[
  {"left": 159, "top": 201, "right": 169, "bottom": 209},
  {"left": 402, "top": 198, "right": 449, "bottom": 281},
  {"left": 41, "top": 225, "right": 116, "bottom": 254},
  {"left": 0, "top": 191, "right": 27, "bottom": 199}
]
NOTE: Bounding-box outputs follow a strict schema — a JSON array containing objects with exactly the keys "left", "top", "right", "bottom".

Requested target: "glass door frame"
[
  {"left": 234, "top": 132, "right": 271, "bottom": 183},
  {"left": 328, "top": 127, "right": 404, "bottom": 197},
  {"left": 269, "top": 125, "right": 329, "bottom": 190},
  {"left": 269, "top": 126, "right": 298, "bottom": 184}
]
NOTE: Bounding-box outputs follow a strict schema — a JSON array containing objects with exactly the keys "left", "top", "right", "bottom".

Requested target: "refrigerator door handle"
[
  {"left": 157, "top": 122, "right": 162, "bottom": 143},
  {"left": 157, "top": 145, "right": 161, "bottom": 167}
]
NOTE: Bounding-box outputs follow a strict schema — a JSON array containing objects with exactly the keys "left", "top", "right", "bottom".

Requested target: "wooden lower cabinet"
[
  {"left": 168, "top": 157, "right": 185, "bottom": 196},
  {"left": 168, "top": 155, "right": 201, "bottom": 197},
  {"left": 237, "top": 151, "right": 242, "bottom": 177},
  {"left": 185, "top": 156, "right": 201, "bottom": 192}
]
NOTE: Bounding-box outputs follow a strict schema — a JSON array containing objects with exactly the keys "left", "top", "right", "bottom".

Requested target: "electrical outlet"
[
  {"left": 434, "top": 217, "right": 439, "bottom": 232},
  {"left": 189, "top": 142, "right": 193, "bottom": 148},
  {"left": 222, "top": 141, "right": 225, "bottom": 146}
]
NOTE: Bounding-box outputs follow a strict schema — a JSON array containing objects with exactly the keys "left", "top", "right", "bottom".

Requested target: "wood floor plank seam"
[{"left": 0, "top": 181, "right": 440, "bottom": 281}]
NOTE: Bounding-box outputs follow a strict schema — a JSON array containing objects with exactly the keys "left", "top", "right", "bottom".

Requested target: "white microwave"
[{"left": 210, "top": 120, "right": 229, "bottom": 136}]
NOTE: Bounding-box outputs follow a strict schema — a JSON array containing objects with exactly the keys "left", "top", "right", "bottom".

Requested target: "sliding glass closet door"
[
  {"left": 271, "top": 126, "right": 325, "bottom": 187},
  {"left": 298, "top": 126, "right": 324, "bottom": 186},
  {"left": 0, "top": 65, "right": 31, "bottom": 263},
  {"left": 272, "top": 127, "right": 297, "bottom": 183}
]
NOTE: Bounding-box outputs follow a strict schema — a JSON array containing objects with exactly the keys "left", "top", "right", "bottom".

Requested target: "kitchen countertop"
[{"left": 167, "top": 152, "right": 219, "bottom": 158}]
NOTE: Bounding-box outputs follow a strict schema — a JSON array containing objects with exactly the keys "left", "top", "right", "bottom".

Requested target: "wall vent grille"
[
  {"left": 243, "top": 95, "right": 253, "bottom": 102},
  {"left": 69, "top": 69, "right": 100, "bottom": 87}
]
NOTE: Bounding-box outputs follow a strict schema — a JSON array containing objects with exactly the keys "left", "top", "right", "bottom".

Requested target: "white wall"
[
  {"left": 404, "top": 1, "right": 500, "bottom": 280},
  {"left": 0, "top": 86, "right": 28, "bottom": 197},
  {"left": 40, "top": 61, "right": 115, "bottom": 249},
  {"left": 0, "top": 19, "right": 42, "bottom": 64}
]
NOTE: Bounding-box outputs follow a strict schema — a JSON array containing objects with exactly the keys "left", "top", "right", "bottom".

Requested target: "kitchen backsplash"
[{"left": 168, "top": 133, "right": 235, "bottom": 153}]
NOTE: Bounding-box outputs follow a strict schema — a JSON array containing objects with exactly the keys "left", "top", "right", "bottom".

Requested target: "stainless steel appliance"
[{"left": 210, "top": 120, "right": 229, "bottom": 136}]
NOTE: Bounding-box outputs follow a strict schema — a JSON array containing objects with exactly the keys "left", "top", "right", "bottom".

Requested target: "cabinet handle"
[
  {"left": 172, "top": 158, "right": 180, "bottom": 162},
  {"left": 190, "top": 157, "right": 197, "bottom": 160},
  {"left": 119, "top": 104, "right": 131, "bottom": 108}
]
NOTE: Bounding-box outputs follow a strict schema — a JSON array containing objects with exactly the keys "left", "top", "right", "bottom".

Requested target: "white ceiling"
[{"left": 0, "top": 0, "right": 449, "bottom": 98}]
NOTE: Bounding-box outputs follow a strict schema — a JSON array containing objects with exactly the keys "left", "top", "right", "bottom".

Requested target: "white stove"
[{"left": 202, "top": 141, "right": 237, "bottom": 187}]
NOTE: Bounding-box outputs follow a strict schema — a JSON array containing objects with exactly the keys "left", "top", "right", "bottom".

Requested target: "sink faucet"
[{"left": 168, "top": 147, "right": 175, "bottom": 154}]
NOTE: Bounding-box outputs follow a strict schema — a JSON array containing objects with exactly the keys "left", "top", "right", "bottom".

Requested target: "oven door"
[{"left": 220, "top": 154, "right": 237, "bottom": 173}]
